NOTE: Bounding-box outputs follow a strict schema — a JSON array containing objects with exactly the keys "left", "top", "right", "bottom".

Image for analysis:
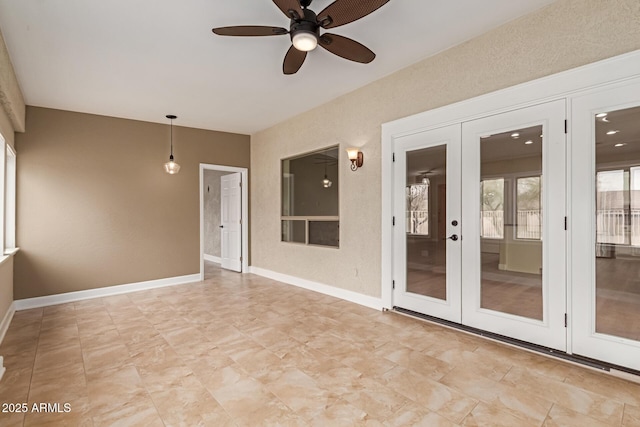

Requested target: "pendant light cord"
[{"left": 170, "top": 118, "right": 174, "bottom": 157}]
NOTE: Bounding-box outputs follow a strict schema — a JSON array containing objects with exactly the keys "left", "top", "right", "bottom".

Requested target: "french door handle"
[
  {"left": 219, "top": 225, "right": 224, "bottom": 228},
  {"left": 444, "top": 234, "right": 459, "bottom": 241}
]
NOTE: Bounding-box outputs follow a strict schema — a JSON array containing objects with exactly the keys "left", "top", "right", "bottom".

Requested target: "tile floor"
[{"left": 1, "top": 263, "right": 639, "bottom": 426}]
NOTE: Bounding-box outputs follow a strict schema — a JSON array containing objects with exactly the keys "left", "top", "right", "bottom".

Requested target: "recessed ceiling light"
[
  {"left": 601, "top": 117, "right": 610, "bottom": 122},
  {"left": 540, "top": 134, "right": 544, "bottom": 138},
  {"left": 525, "top": 140, "right": 533, "bottom": 145},
  {"left": 596, "top": 113, "right": 608, "bottom": 118},
  {"left": 480, "top": 135, "right": 491, "bottom": 139},
  {"left": 511, "top": 133, "right": 520, "bottom": 138},
  {"left": 614, "top": 143, "right": 626, "bottom": 147},
  {"left": 607, "top": 130, "right": 620, "bottom": 135}
]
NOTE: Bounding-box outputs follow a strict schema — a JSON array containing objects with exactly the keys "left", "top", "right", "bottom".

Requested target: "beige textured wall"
[
  {"left": 251, "top": 0, "right": 640, "bottom": 298},
  {"left": 0, "top": 107, "right": 14, "bottom": 148},
  {"left": 15, "top": 107, "right": 250, "bottom": 299},
  {"left": 0, "top": 28, "right": 20, "bottom": 328},
  {"left": 0, "top": 258, "right": 13, "bottom": 323}
]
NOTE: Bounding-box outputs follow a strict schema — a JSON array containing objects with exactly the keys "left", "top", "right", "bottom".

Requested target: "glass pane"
[
  {"left": 480, "top": 125, "right": 543, "bottom": 320},
  {"left": 595, "top": 105, "right": 640, "bottom": 341},
  {"left": 308, "top": 221, "right": 339, "bottom": 247},
  {"left": 406, "top": 145, "right": 446, "bottom": 300},
  {"left": 281, "top": 220, "right": 305, "bottom": 243},
  {"left": 281, "top": 147, "right": 339, "bottom": 217}
]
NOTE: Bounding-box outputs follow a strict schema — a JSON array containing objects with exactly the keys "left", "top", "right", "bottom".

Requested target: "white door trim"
[
  {"left": 382, "top": 49, "right": 640, "bottom": 310},
  {"left": 199, "top": 164, "right": 249, "bottom": 280}
]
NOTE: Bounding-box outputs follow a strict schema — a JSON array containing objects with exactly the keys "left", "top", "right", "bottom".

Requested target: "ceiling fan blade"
[
  {"left": 283, "top": 45, "right": 307, "bottom": 74},
  {"left": 317, "top": 0, "right": 390, "bottom": 29},
  {"left": 212, "top": 26, "right": 288, "bottom": 37},
  {"left": 272, "top": 0, "right": 305, "bottom": 20},
  {"left": 319, "top": 33, "right": 375, "bottom": 63}
]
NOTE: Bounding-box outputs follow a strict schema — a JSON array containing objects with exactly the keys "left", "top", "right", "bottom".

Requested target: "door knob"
[{"left": 444, "top": 234, "right": 459, "bottom": 241}]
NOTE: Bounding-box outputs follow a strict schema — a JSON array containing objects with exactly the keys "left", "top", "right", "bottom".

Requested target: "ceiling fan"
[{"left": 212, "top": 0, "right": 390, "bottom": 74}]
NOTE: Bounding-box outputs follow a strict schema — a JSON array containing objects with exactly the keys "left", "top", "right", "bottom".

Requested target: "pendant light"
[
  {"left": 163, "top": 114, "right": 181, "bottom": 174},
  {"left": 322, "top": 153, "right": 332, "bottom": 188}
]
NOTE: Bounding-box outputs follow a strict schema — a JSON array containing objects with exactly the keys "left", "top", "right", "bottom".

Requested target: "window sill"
[{"left": 0, "top": 247, "right": 19, "bottom": 267}]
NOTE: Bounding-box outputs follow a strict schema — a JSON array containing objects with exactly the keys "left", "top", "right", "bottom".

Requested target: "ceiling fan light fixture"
[{"left": 292, "top": 31, "right": 318, "bottom": 51}]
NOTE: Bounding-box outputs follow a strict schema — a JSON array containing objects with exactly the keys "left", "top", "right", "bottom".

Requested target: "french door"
[
  {"left": 571, "top": 81, "right": 640, "bottom": 371},
  {"left": 393, "top": 125, "right": 462, "bottom": 323},
  {"left": 394, "top": 100, "right": 567, "bottom": 351},
  {"left": 461, "top": 100, "right": 567, "bottom": 350}
]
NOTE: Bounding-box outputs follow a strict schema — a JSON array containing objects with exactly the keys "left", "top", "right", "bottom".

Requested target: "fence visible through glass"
[{"left": 594, "top": 105, "right": 640, "bottom": 341}]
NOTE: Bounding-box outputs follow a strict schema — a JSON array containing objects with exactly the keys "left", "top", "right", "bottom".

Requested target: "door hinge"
[
  {"left": 392, "top": 153, "right": 395, "bottom": 162},
  {"left": 393, "top": 216, "right": 396, "bottom": 226},
  {"left": 240, "top": 256, "right": 243, "bottom": 262},
  {"left": 564, "top": 120, "right": 568, "bottom": 134},
  {"left": 239, "top": 219, "right": 242, "bottom": 224},
  {"left": 564, "top": 313, "right": 567, "bottom": 327},
  {"left": 392, "top": 280, "right": 395, "bottom": 289},
  {"left": 564, "top": 216, "right": 567, "bottom": 230},
  {"left": 239, "top": 182, "right": 242, "bottom": 187}
]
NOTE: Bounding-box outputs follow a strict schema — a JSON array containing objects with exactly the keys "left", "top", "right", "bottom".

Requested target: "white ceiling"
[{"left": 0, "top": 0, "right": 557, "bottom": 135}]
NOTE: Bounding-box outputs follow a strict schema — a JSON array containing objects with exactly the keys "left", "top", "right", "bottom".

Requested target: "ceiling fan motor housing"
[{"left": 290, "top": 8, "right": 319, "bottom": 42}]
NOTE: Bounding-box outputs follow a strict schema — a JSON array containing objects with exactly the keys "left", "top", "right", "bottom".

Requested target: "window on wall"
[
  {"left": 281, "top": 146, "right": 339, "bottom": 247},
  {"left": 595, "top": 168, "right": 640, "bottom": 246},
  {"left": 0, "top": 136, "right": 5, "bottom": 252},
  {"left": 481, "top": 178, "right": 504, "bottom": 239},
  {"left": 516, "top": 176, "right": 542, "bottom": 240},
  {"left": 406, "top": 183, "right": 429, "bottom": 235},
  {"left": 5, "top": 145, "right": 16, "bottom": 251},
  {"left": 0, "top": 134, "right": 16, "bottom": 256}
]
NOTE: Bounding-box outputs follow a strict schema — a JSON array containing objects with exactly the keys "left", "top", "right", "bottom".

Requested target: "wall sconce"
[{"left": 346, "top": 148, "right": 363, "bottom": 171}]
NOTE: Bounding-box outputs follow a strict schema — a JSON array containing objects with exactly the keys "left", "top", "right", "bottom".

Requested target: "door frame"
[
  {"left": 199, "top": 163, "right": 249, "bottom": 279},
  {"left": 381, "top": 49, "right": 640, "bottom": 314}
]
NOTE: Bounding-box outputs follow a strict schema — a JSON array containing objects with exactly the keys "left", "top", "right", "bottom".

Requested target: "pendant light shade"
[{"left": 164, "top": 114, "right": 180, "bottom": 174}]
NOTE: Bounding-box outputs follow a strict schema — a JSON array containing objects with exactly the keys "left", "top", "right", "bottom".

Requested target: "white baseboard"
[
  {"left": 0, "top": 302, "right": 15, "bottom": 345},
  {"left": 204, "top": 254, "right": 221, "bottom": 264},
  {"left": 249, "top": 266, "right": 382, "bottom": 311},
  {"left": 13, "top": 274, "right": 201, "bottom": 311}
]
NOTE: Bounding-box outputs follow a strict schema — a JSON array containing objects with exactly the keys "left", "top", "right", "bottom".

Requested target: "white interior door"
[
  {"left": 461, "top": 100, "right": 567, "bottom": 351},
  {"left": 393, "top": 124, "right": 462, "bottom": 323},
  {"left": 221, "top": 173, "right": 242, "bottom": 272},
  {"left": 571, "top": 80, "right": 640, "bottom": 371}
]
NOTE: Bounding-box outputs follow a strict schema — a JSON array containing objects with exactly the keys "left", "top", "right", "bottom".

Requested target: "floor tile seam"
[
  {"left": 562, "top": 376, "right": 640, "bottom": 409},
  {"left": 24, "top": 312, "right": 46, "bottom": 408},
  {"left": 518, "top": 366, "right": 631, "bottom": 413},
  {"left": 141, "top": 367, "right": 205, "bottom": 427},
  {"left": 451, "top": 399, "right": 481, "bottom": 425},
  {"left": 489, "top": 393, "right": 552, "bottom": 427}
]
